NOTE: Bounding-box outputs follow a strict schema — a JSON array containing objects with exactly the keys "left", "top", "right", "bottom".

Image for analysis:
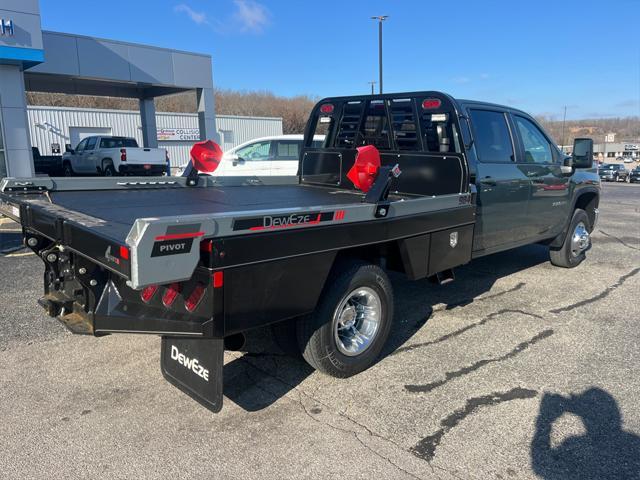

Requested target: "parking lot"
[{"left": 0, "top": 182, "right": 638, "bottom": 479}]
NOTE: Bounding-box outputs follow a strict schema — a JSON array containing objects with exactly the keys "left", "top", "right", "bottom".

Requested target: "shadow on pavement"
[
  {"left": 531, "top": 388, "right": 640, "bottom": 480},
  {"left": 222, "top": 244, "right": 550, "bottom": 412},
  {"left": 0, "top": 231, "right": 23, "bottom": 254}
]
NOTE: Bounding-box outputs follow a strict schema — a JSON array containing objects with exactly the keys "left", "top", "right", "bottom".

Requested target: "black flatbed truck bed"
[{"left": 0, "top": 90, "right": 599, "bottom": 413}]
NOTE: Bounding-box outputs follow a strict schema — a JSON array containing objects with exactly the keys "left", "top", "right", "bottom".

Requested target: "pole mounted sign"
[{"left": 0, "top": 19, "right": 14, "bottom": 36}]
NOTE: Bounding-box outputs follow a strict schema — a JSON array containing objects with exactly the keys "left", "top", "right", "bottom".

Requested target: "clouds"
[
  {"left": 174, "top": 1, "right": 270, "bottom": 34},
  {"left": 232, "top": 0, "right": 270, "bottom": 34},
  {"left": 174, "top": 4, "right": 209, "bottom": 25}
]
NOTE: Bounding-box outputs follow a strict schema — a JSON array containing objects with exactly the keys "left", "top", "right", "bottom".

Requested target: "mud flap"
[{"left": 160, "top": 336, "right": 224, "bottom": 413}]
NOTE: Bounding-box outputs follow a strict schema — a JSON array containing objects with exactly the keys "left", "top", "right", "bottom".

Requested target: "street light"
[
  {"left": 367, "top": 80, "right": 377, "bottom": 95},
  {"left": 371, "top": 15, "right": 388, "bottom": 94}
]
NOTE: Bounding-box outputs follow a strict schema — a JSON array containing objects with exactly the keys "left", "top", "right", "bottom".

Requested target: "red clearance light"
[
  {"left": 120, "top": 148, "right": 127, "bottom": 162},
  {"left": 140, "top": 285, "right": 159, "bottom": 303},
  {"left": 119, "top": 245, "right": 130, "bottom": 260},
  {"left": 320, "top": 104, "right": 334, "bottom": 114},
  {"left": 213, "top": 271, "right": 224, "bottom": 288},
  {"left": 422, "top": 98, "right": 442, "bottom": 109},
  {"left": 162, "top": 283, "right": 181, "bottom": 307},
  {"left": 185, "top": 282, "right": 206, "bottom": 312}
]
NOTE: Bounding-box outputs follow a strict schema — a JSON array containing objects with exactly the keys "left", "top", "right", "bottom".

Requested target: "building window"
[
  {"left": 0, "top": 115, "right": 6, "bottom": 178},
  {"left": 607, "top": 152, "right": 616, "bottom": 158}
]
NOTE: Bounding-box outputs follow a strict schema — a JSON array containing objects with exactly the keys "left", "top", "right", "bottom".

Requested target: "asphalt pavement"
[{"left": 1, "top": 183, "right": 639, "bottom": 479}]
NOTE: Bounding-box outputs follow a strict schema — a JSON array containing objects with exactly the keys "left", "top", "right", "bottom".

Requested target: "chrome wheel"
[
  {"left": 570, "top": 221, "right": 590, "bottom": 257},
  {"left": 333, "top": 287, "right": 381, "bottom": 356}
]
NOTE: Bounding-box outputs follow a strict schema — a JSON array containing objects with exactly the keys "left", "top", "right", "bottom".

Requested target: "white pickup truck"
[{"left": 62, "top": 136, "right": 168, "bottom": 176}]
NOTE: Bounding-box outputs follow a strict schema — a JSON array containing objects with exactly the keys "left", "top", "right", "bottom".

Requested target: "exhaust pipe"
[{"left": 224, "top": 333, "right": 246, "bottom": 351}]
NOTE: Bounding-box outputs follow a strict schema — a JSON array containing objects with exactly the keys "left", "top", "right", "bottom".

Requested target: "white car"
[
  {"left": 178, "top": 135, "right": 325, "bottom": 176},
  {"left": 63, "top": 136, "right": 168, "bottom": 176}
]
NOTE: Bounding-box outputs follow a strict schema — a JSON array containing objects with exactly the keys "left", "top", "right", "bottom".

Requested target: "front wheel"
[
  {"left": 549, "top": 209, "right": 591, "bottom": 268},
  {"left": 63, "top": 162, "right": 74, "bottom": 177},
  {"left": 296, "top": 260, "right": 394, "bottom": 378}
]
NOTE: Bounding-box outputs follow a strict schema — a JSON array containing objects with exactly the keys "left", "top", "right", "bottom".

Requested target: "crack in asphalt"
[
  {"left": 410, "top": 387, "right": 539, "bottom": 462},
  {"left": 550, "top": 267, "right": 640, "bottom": 313},
  {"left": 404, "top": 329, "right": 554, "bottom": 394},
  {"left": 238, "top": 355, "right": 429, "bottom": 480},
  {"left": 392, "top": 308, "right": 542, "bottom": 356},
  {"left": 598, "top": 230, "right": 640, "bottom": 251}
]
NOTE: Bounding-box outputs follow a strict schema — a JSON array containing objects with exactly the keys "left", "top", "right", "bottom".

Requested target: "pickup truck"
[
  {"left": 61, "top": 136, "right": 168, "bottom": 176},
  {"left": 0, "top": 91, "right": 600, "bottom": 413},
  {"left": 32, "top": 147, "right": 64, "bottom": 176}
]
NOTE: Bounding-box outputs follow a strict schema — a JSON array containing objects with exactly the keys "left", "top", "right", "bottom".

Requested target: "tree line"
[{"left": 27, "top": 90, "right": 638, "bottom": 143}]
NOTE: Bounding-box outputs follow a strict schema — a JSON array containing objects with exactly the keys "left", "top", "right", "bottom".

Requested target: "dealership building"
[{"left": 0, "top": 1, "right": 243, "bottom": 178}]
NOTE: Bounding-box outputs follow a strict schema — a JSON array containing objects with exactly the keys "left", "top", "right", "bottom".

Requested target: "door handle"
[{"left": 480, "top": 176, "right": 497, "bottom": 187}]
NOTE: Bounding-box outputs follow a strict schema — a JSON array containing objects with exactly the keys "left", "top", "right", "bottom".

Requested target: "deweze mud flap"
[{"left": 160, "top": 336, "right": 224, "bottom": 413}]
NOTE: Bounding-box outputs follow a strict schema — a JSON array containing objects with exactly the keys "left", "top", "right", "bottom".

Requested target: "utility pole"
[
  {"left": 371, "top": 15, "right": 388, "bottom": 94},
  {"left": 368, "top": 81, "right": 377, "bottom": 95},
  {"left": 560, "top": 106, "right": 567, "bottom": 153}
]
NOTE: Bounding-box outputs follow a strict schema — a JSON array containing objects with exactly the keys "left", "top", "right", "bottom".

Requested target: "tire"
[
  {"left": 296, "top": 260, "right": 394, "bottom": 378},
  {"left": 270, "top": 318, "right": 301, "bottom": 357},
  {"left": 103, "top": 164, "right": 116, "bottom": 176},
  {"left": 63, "top": 162, "right": 74, "bottom": 177},
  {"left": 549, "top": 209, "right": 591, "bottom": 268}
]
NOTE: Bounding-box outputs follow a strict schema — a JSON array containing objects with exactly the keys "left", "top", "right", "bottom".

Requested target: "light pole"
[
  {"left": 560, "top": 106, "right": 567, "bottom": 153},
  {"left": 371, "top": 15, "right": 388, "bottom": 94},
  {"left": 368, "top": 81, "right": 377, "bottom": 95}
]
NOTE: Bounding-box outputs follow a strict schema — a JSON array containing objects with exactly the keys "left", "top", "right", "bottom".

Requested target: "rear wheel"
[
  {"left": 103, "top": 164, "right": 116, "bottom": 176},
  {"left": 549, "top": 209, "right": 591, "bottom": 268},
  {"left": 296, "top": 260, "right": 393, "bottom": 378}
]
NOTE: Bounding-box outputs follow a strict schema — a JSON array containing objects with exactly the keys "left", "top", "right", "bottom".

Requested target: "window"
[
  {"left": 235, "top": 141, "right": 271, "bottom": 161},
  {"left": 274, "top": 140, "right": 301, "bottom": 160},
  {"left": 85, "top": 137, "right": 97, "bottom": 151},
  {"left": 75, "top": 138, "right": 88, "bottom": 152},
  {"left": 99, "top": 137, "right": 138, "bottom": 149},
  {"left": 469, "top": 110, "right": 514, "bottom": 163},
  {"left": 514, "top": 116, "right": 553, "bottom": 164}
]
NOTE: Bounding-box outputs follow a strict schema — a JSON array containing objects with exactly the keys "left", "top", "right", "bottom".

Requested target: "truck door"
[
  {"left": 83, "top": 136, "right": 99, "bottom": 174},
  {"left": 468, "top": 108, "right": 532, "bottom": 251},
  {"left": 221, "top": 140, "right": 272, "bottom": 176},
  {"left": 511, "top": 115, "right": 570, "bottom": 237},
  {"left": 270, "top": 139, "right": 302, "bottom": 176},
  {"left": 71, "top": 138, "right": 88, "bottom": 173}
]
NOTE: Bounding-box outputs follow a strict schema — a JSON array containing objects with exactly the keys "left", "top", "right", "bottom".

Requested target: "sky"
[{"left": 40, "top": 0, "right": 640, "bottom": 120}]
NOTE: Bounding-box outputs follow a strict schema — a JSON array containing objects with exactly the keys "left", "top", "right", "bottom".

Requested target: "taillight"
[
  {"left": 422, "top": 98, "right": 442, "bottom": 109},
  {"left": 320, "top": 104, "right": 334, "bottom": 114},
  {"left": 119, "top": 245, "right": 130, "bottom": 260},
  {"left": 120, "top": 148, "right": 127, "bottom": 162},
  {"left": 213, "top": 271, "right": 224, "bottom": 288},
  {"left": 185, "top": 282, "right": 206, "bottom": 312},
  {"left": 162, "top": 283, "right": 181, "bottom": 307},
  {"left": 140, "top": 285, "right": 158, "bottom": 303}
]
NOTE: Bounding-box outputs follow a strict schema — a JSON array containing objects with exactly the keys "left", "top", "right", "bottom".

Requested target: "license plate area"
[{"left": 161, "top": 336, "right": 224, "bottom": 412}]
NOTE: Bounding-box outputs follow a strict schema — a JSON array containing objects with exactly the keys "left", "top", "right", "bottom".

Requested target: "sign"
[
  {"left": 605, "top": 133, "right": 616, "bottom": 143},
  {"left": 157, "top": 128, "right": 200, "bottom": 141},
  {"left": 624, "top": 144, "right": 638, "bottom": 151},
  {"left": 0, "top": 19, "right": 13, "bottom": 36}
]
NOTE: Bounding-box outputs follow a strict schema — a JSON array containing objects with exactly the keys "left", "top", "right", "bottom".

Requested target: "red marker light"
[
  {"left": 422, "top": 98, "right": 442, "bottom": 109},
  {"left": 119, "top": 245, "right": 130, "bottom": 260},
  {"left": 162, "top": 283, "right": 181, "bottom": 307},
  {"left": 185, "top": 282, "right": 206, "bottom": 312},
  {"left": 140, "top": 285, "right": 158, "bottom": 303},
  {"left": 213, "top": 271, "right": 224, "bottom": 288},
  {"left": 320, "top": 104, "right": 334, "bottom": 114}
]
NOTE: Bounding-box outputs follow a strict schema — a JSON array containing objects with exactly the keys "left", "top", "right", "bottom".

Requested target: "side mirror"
[
  {"left": 572, "top": 138, "right": 594, "bottom": 169},
  {"left": 232, "top": 156, "right": 246, "bottom": 166}
]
